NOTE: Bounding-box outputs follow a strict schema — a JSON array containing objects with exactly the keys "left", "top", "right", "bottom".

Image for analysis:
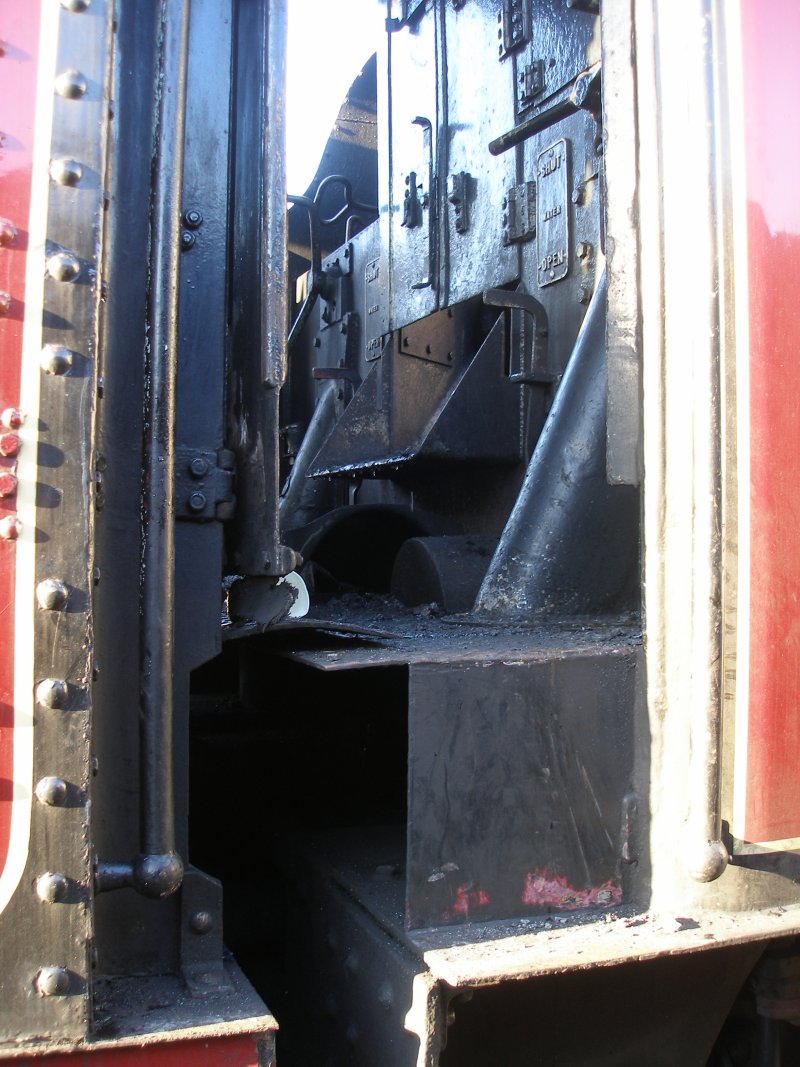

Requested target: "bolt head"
[
  {"left": 180, "top": 230, "right": 196, "bottom": 251},
  {"left": 54, "top": 69, "right": 88, "bottom": 99},
  {"left": 36, "top": 678, "right": 69, "bottom": 709},
  {"left": 188, "top": 491, "right": 207, "bottom": 513},
  {"left": 0, "top": 433, "right": 19, "bottom": 457},
  {"left": 0, "top": 219, "right": 17, "bottom": 247},
  {"left": 0, "top": 408, "right": 23, "bottom": 430},
  {"left": 0, "top": 292, "right": 10, "bottom": 315},
  {"left": 49, "top": 157, "right": 84, "bottom": 186},
  {"left": 36, "top": 578, "right": 70, "bottom": 611},
  {"left": 0, "top": 515, "right": 21, "bottom": 540},
  {"left": 183, "top": 209, "right": 203, "bottom": 229},
  {"left": 35, "top": 776, "right": 69, "bottom": 806},
  {"left": 189, "top": 456, "right": 209, "bottom": 478},
  {"left": 190, "top": 910, "right": 214, "bottom": 934},
  {"left": 36, "top": 872, "right": 69, "bottom": 903},
  {"left": 46, "top": 250, "right": 81, "bottom": 282},
  {"left": 0, "top": 471, "right": 17, "bottom": 498},
  {"left": 36, "top": 966, "right": 70, "bottom": 997}
]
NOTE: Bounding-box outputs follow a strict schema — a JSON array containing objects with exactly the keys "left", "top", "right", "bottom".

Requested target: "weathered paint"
[
  {"left": 13, "top": 1034, "right": 271, "bottom": 1066},
  {"left": 521, "top": 869, "right": 622, "bottom": 909},
  {"left": 740, "top": 0, "right": 800, "bottom": 844},
  {"left": 0, "top": 0, "right": 43, "bottom": 906},
  {"left": 443, "top": 884, "right": 491, "bottom": 922}
]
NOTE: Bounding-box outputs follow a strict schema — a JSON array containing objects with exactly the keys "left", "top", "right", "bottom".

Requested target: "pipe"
[
  {"left": 489, "top": 64, "right": 601, "bottom": 157},
  {"left": 263, "top": 0, "right": 288, "bottom": 385},
  {"left": 97, "top": 0, "right": 191, "bottom": 899}
]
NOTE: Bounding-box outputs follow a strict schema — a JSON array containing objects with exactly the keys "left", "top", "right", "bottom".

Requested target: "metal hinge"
[
  {"left": 175, "top": 447, "right": 235, "bottom": 521},
  {"left": 502, "top": 181, "right": 537, "bottom": 245},
  {"left": 498, "top": 0, "right": 528, "bottom": 58},
  {"left": 518, "top": 58, "right": 545, "bottom": 111},
  {"left": 447, "top": 171, "right": 471, "bottom": 234}
]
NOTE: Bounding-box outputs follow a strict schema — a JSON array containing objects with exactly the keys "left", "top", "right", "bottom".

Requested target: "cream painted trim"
[{"left": 0, "top": 1, "right": 55, "bottom": 916}]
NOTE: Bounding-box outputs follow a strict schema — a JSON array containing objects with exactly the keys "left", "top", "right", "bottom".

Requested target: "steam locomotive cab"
[{"left": 2, "top": 1, "right": 800, "bottom": 1064}]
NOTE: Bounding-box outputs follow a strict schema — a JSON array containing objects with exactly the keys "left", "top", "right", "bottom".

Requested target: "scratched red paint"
[
  {"left": 443, "top": 884, "right": 491, "bottom": 922},
  {"left": 20, "top": 1033, "right": 269, "bottom": 1065},
  {"left": 740, "top": 0, "right": 800, "bottom": 842},
  {"left": 521, "top": 869, "right": 621, "bottom": 909},
  {"left": 0, "top": 0, "right": 40, "bottom": 887}
]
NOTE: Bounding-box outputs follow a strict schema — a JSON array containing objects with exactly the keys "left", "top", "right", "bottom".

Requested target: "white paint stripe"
[
  {"left": 0, "top": 1, "right": 57, "bottom": 916},
  {"left": 734, "top": 837, "right": 800, "bottom": 854},
  {"left": 728, "top": 0, "right": 752, "bottom": 841}
]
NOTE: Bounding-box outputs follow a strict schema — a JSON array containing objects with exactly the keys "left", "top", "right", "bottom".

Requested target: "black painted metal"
[
  {"left": 95, "top": 0, "right": 192, "bottom": 901},
  {"left": 476, "top": 273, "right": 639, "bottom": 617},
  {"left": 490, "top": 63, "right": 601, "bottom": 156},
  {"left": 136, "top": 0, "right": 192, "bottom": 897},
  {"left": 0, "top": 0, "right": 106, "bottom": 1043},
  {"left": 227, "top": 0, "right": 294, "bottom": 582},
  {"left": 406, "top": 648, "right": 639, "bottom": 929}
]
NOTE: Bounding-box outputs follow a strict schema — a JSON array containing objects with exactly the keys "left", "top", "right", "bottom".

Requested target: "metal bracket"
[
  {"left": 484, "top": 287, "right": 551, "bottom": 382},
  {"left": 447, "top": 171, "right": 471, "bottom": 234},
  {"left": 402, "top": 170, "right": 423, "bottom": 230},
  {"left": 502, "top": 181, "right": 537, "bottom": 245},
  {"left": 180, "top": 866, "right": 233, "bottom": 997},
  {"left": 175, "top": 447, "right": 235, "bottom": 521}
]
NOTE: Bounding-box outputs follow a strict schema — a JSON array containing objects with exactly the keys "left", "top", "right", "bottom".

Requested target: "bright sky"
[{"left": 286, "top": 0, "right": 385, "bottom": 194}]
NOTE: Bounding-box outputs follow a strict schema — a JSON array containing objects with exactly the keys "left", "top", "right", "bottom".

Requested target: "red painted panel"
[
  {"left": 741, "top": 0, "right": 800, "bottom": 841},
  {"left": 20, "top": 1033, "right": 271, "bottom": 1067},
  {"left": 0, "top": 3, "right": 40, "bottom": 876}
]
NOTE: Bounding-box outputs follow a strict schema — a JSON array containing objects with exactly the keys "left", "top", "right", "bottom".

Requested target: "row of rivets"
[
  {"left": 35, "top": 0, "right": 92, "bottom": 996},
  {"left": 0, "top": 137, "right": 21, "bottom": 522},
  {"left": 0, "top": 358, "right": 15, "bottom": 518}
]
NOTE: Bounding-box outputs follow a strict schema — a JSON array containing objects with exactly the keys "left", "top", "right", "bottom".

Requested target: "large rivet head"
[
  {"left": 49, "top": 157, "right": 84, "bottom": 187},
  {"left": 35, "top": 967, "right": 70, "bottom": 997},
  {"left": 0, "top": 408, "right": 23, "bottom": 429},
  {"left": 46, "top": 251, "right": 81, "bottom": 282},
  {"left": 37, "top": 578, "right": 69, "bottom": 611},
  {"left": 54, "top": 69, "right": 88, "bottom": 100},
  {"left": 0, "top": 471, "right": 17, "bottom": 498},
  {"left": 36, "top": 678, "right": 69, "bottom": 709},
  {"left": 0, "top": 219, "right": 17, "bottom": 247},
  {"left": 0, "top": 433, "right": 20, "bottom": 457},
  {"left": 36, "top": 872, "right": 69, "bottom": 903},
  {"left": 60, "top": 0, "right": 91, "bottom": 10},
  {"left": 0, "top": 515, "right": 21, "bottom": 541},
  {"left": 0, "top": 292, "right": 10, "bottom": 315},
  {"left": 40, "top": 344, "right": 73, "bottom": 376},
  {"left": 35, "top": 776, "right": 68, "bottom": 806}
]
